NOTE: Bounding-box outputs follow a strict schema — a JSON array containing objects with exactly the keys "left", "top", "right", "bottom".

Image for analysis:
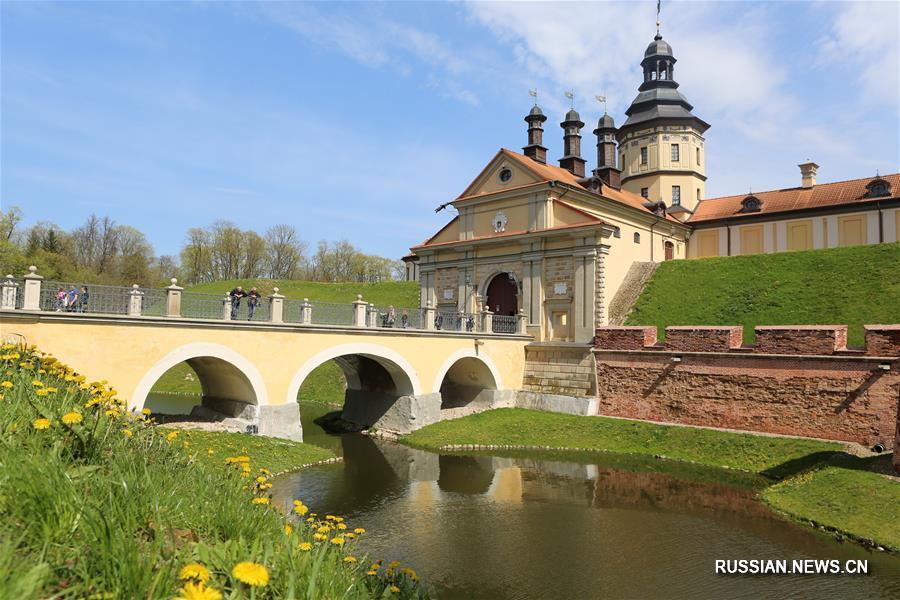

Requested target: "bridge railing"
[{"left": 0, "top": 267, "right": 527, "bottom": 335}]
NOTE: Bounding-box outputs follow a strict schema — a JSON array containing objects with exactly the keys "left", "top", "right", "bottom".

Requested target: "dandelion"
[
  {"left": 366, "top": 570, "right": 377, "bottom": 576},
  {"left": 62, "top": 412, "right": 83, "bottom": 425},
  {"left": 336, "top": 523, "right": 347, "bottom": 530},
  {"left": 284, "top": 524, "right": 293, "bottom": 535},
  {"left": 390, "top": 585, "right": 400, "bottom": 593},
  {"left": 123, "top": 429, "right": 134, "bottom": 438},
  {"left": 231, "top": 562, "right": 269, "bottom": 587},
  {"left": 299, "top": 542, "right": 312, "bottom": 551},
  {"left": 166, "top": 431, "right": 179, "bottom": 442},
  {"left": 207, "top": 449, "right": 214, "bottom": 455},
  {"left": 330, "top": 536, "right": 345, "bottom": 546},
  {"left": 35, "top": 388, "right": 49, "bottom": 397},
  {"left": 294, "top": 504, "right": 309, "bottom": 516},
  {"left": 343, "top": 556, "right": 357, "bottom": 563},
  {"left": 179, "top": 563, "right": 211, "bottom": 583},
  {"left": 344, "top": 532, "right": 356, "bottom": 539},
  {"left": 31, "top": 380, "right": 43, "bottom": 387},
  {"left": 174, "top": 581, "right": 222, "bottom": 600},
  {"left": 252, "top": 497, "right": 270, "bottom": 505},
  {"left": 32, "top": 418, "right": 51, "bottom": 430},
  {"left": 0, "top": 381, "right": 13, "bottom": 388},
  {"left": 313, "top": 533, "right": 327, "bottom": 542},
  {"left": 354, "top": 528, "right": 366, "bottom": 534}
]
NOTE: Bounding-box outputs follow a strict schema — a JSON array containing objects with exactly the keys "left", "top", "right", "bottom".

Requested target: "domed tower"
[
  {"left": 616, "top": 33, "right": 710, "bottom": 215},
  {"left": 559, "top": 108, "right": 586, "bottom": 177},
  {"left": 593, "top": 112, "right": 621, "bottom": 189},
  {"left": 522, "top": 105, "right": 548, "bottom": 164}
]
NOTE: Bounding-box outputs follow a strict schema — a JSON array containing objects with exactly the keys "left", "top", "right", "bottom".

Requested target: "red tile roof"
[{"left": 690, "top": 173, "right": 899, "bottom": 223}]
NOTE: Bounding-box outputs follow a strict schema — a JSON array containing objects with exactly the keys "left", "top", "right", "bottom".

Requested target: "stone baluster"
[
  {"left": 480, "top": 308, "right": 493, "bottom": 333},
  {"left": 300, "top": 299, "right": 312, "bottom": 325},
  {"left": 128, "top": 284, "right": 144, "bottom": 317},
  {"left": 352, "top": 295, "right": 368, "bottom": 327},
  {"left": 517, "top": 308, "right": 528, "bottom": 335},
  {"left": 221, "top": 293, "right": 232, "bottom": 320},
  {"left": 366, "top": 305, "right": 378, "bottom": 327},
  {"left": 423, "top": 302, "right": 435, "bottom": 331},
  {"left": 1, "top": 276, "right": 19, "bottom": 311},
  {"left": 457, "top": 310, "right": 466, "bottom": 332},
  {"left": 268, "top": 287, "right": 284, "bottom": 323},
  {"left": 165, "top": 278, "right": 183, "bottom": 317},
  {"left": 22, "top": 266, "right": 43, "bottom": 311}
]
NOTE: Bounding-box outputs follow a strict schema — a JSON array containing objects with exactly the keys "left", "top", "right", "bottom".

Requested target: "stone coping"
[
  {"left": 0, "top": 310, "right": 531, "bottom": 341},
  {"left": 591, "top": 347, "right": 900, "bottom": 362},
  {"left": 755, "top": 325, "right": 848, "bottom": 331}
]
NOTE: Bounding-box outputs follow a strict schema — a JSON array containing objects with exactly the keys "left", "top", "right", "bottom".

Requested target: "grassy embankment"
[
  {"left": 626, "top": 242, "right": 900, "bottom": 345},
  {"left": 402, "top": 409, "right": 900, "bottom": 551},
  {"left": 151, "top": 280, "right": 418, "bottom": 405},
  {"left": 0, "top": 344, "right": 424, "bottom": 598}
]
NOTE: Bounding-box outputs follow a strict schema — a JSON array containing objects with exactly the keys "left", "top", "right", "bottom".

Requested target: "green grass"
[
  {"left": 401, "top": 408, "right": 840, "bottom": 477},
  {"left": 0, "top": 345, "right": 424, "bottom": 598},
  {"left": 187, "top": 279, "right": 419, "bottom": 307},
  {"left": 764, "top": 455, "right": 900, "bottom": 551},
  {"left": 626, "top": 242, "right": 900, "bottom": 345}
]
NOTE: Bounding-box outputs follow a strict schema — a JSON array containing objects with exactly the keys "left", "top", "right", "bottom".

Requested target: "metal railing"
[
  {"left": 181, "top": 292, "right": 226, "bottom": 320},
  {"left": 372, "top": 306, "right": 424, "bottom": 330},
  {"left": 138, "top": 288, "right": 168, "bottom": 317},
  {"left": 40, "top": 281, "right": 133, "bottom": 315},
  {"left": 231, "top": 298, "right": 270, "bottom": 322},
  {"left": 435, "top": 311, "right": 477, "bottom": 332},
  {"left": 308, "top": 301, "right": 354, "bottom": 326},
  {"left": 492, "top": 314, "right": 518, "bottom": 334}
]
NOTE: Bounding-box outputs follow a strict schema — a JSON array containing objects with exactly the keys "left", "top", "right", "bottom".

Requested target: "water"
[{"left": 273, "top": 403, "right": 900, "bottom": 599}]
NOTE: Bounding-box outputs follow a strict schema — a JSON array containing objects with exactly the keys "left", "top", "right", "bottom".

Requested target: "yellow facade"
[
  {"left": 838, "top": 215, "right": 867, "bottom": 246},
  {"left": 786, "top": 220, "right": 813, "bottom": 251}
]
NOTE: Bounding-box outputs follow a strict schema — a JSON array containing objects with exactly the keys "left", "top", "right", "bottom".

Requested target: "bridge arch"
[
  {"left": 432, "top": 349, "right": 503, "bottom": 394},
  {"left": 434, "top": 349, "right": 502, "bottom": 411},
  {"left": 131, "top": 342, "right": 268, "bottom": 414}
]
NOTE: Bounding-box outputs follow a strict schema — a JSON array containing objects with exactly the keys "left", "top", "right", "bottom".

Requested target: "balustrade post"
[
  {"left": 300, "top": 299, "right": 312, "bottom": 325},
  {"left": 480, "top": 308, "right": 493, "bottom": 334},
  {"left": 269, "top": 287, "right": 284, "bottom": 323},
  {"left": 165, "top": 278, "right": 183, "bottom": 317},
  {"left": 366, "top": 305, "right": 378, "bottom": 327},
  {"left": 352, "top": 295, "right": 368, "bottom": 327},
  {"left": 456, "top": 310, "right": 465, "bottom": 332},
  {"left": 517, "top": 308, "right": 528, "bottom": 335},
  {"left": 221, "top": 293, "right": 232, "bottom": 320},
  {"left": 128, "top": 284, "right": 144, "bottom": 317},
  {"left": 22, "top": 266, "right": 43, "bottom": 311},
  {"left": 1, "top": 276, "right": 19, "bottom": 311},
  {"left": 423, "top": 302, "right": 435, "bottom": 331}
]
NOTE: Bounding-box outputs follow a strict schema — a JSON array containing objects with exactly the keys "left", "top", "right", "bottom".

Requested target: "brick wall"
[
  {"left": 866, "top": 325, "right": 900, "bottom": 357},
  {"left": 594, "top": 326, "right": 657, "bottom": 350},
  {"left": 523, "top": 344, "right": 596, "bottom": 397},
  {"left": 435, "top": 267, "right": 458, "bottom": 305},
  {"left": 592, "top": 325, "right": 900, "bottom": 454},
  {"left": 543, "top": 256, "right": 574, "bottom": 299}
]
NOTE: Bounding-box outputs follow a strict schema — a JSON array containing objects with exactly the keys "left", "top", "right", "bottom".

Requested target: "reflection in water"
[{"left": 280, "top": 404, "right": 900, "bottom": 599}]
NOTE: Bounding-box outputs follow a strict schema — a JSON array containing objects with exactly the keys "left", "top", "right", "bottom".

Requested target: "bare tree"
[
  {"left": 0, "top": 206, "right": 22, "bottom": 242},
  {"left": 265, "top": 224, "right": 306, "bottom": 279}
]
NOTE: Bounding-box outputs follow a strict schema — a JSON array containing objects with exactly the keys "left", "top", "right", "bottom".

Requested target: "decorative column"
[
  {"left": 573, "top": 248, "right": 598, "bottom": 343},
  {"left": 22, "top": 266, "right": 42, "bottom": 311},
  {"left": 300, "top": 299, "right": 312, "bottom": 324},
  {"left": 128, "top": 284, "right": 144, "bottom": 317},
  {"left": 221, "top": 293, "right": 232, "bottom": 320},
  {"left": 165, "top": 278, "right": 183, "bottom": 317},
  {"left": 480, "top": 308, "right": 493, "bottom": 334},
  {"left": 268, "top": 287, "right": 284, "bottom": 323},
  {"left": 423, "top": 302, "right": 435, "bottom": 331},
  {"left": 366, "top": 305, "right": 378, "bottom": 327},
  {"left": 1, "top": 276, "right": 19, "bottom": 311},
  {"left": 517, "top": 308, "right": 528, "bottom": 335},
  {"left": 457, "top": 310, "right": 466, "bottom": 332},
  {"left": 352, "top": 295, "right": 368, "bottom": 327}
]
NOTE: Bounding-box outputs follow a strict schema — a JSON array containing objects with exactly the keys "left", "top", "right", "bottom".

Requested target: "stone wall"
[
  {"left": 435, "top": 267, "right": 458, "bottom": 305},
  {"left": 523, "top": 343, "right": 597, "bottom": 397},
  {"left": 593, "top": 325, "right": 900, "bottom": 454},
  {"left": 607, "top": 261, "right": 658, "bottom": 326},
  {"left": 542, "top": 256, "right": 574, "bottom": 299}
]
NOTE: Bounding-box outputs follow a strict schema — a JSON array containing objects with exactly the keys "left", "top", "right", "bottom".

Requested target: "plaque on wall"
[
  {"left": 442, "top": 289, "right": 454, "bottom": 300},
  {"left": 553, "top": 282, "right": 568, "bottom": 295}
]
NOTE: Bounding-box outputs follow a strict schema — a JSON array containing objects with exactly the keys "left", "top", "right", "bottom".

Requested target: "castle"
[{"left": 406, "top": 31, "right": 900, "bottom": 343}]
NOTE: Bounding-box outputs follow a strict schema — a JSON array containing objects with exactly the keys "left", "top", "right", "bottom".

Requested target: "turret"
[
  {"left": 559, "top": 108, "right": 586, "bottom": 178},
  {"left": 522, "top": 105, "right": 548, "bottom": 164},
  {"left": 592, "top": 113, "right": 621, "bottom": 189}
]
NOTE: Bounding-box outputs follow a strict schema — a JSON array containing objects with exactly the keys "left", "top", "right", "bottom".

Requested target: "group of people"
[
  {"left": 228, "top": 286, "right": 261, "bottom": 320},
  {"left": 54, "top": 285, "right": 89, "bottom": 313}
]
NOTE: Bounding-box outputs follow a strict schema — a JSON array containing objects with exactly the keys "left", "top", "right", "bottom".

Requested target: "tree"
[
  {"left": 265, "top": 224, "right": 305, "bottom": 279},
  {"left": 0, "top": 206, "right": 22, "bottom": 242}
]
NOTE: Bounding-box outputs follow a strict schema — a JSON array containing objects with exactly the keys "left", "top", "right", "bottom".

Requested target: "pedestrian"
[
  {"left": 77, "top": 286, "right": 89, "bottom": 313},
  {"left": 401, "top": 310, "right": 409, "bottom": 329},
  {"left": 386, "top": 305, "right": 396, "bottom": 328},
  {"left": 228, "top": 285, "right": 247, "bottom": 320},
  {"left": 65, "top": 285, "right": 78, "bottom": 312},
  {"left": 247, "top": 287, "right": 261, "bottom": 320},
  {"left": 55, "top": 287, "right": 66, "bottom": 311}
]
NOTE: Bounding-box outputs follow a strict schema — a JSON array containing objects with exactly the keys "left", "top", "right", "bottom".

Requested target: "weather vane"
[
  {"left": 528, "top": 88, "right": 538, "bottom": 105},
  {"left": 564, "top": 90, "right": 574, "bottom": 108},
  {"left": 656, "top": 0, "right": 662, "bottom": 36},
  {"left": 595, "top": 94, "right": 607, "bottom": 114}
]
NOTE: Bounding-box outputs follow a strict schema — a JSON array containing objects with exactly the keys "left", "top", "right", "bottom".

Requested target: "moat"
[{"left": 272, "top": 403, "right": 900, "bottom": 599}]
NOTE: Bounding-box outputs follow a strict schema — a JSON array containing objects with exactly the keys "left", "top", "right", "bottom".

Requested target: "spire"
[
  {"left": 522, "top": 99, "right": 548, "bottom": 165},
  {"left": 559, "top": 107, "right": 586, "bottom": 178}
]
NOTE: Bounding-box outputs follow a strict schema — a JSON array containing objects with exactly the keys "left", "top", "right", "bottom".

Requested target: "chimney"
[
  {"left": 523, "top": 105, "right": 548, "bottom": 164},
  {"left": 799, "top": 161, "right": 819, "bottom": 188},
  {"left": 559, "top": 108, "right": 586, "bottom": 177}
]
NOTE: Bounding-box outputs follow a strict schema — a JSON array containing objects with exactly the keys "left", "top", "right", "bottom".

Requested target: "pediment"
[{"left": 457, "top": 150, "right": 542, "bottom": 199}]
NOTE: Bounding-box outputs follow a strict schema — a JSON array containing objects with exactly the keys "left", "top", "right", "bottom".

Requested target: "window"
[
  {"left": 640, "top": 187, "right": 649, "bottom": 198},
  {"left": 640, "top": 147, "right": 648, "bottom": 165},
  {"left": 696, "top": 147, "right": 701, "bottom": 165},
  {"left": 740, "top": 195, "right": 762, "bottom": 213},
  {"left": 633, "top": 232, "right": 641, "bottom": 244},
  {"left": 671, "top": 144, "right": 680, "bottom": 162},
  {"left": 498, "top": 168, "right": 512, "bottom": 183},
  {"left": 697, "top": 188, "right": 701, "bottom": 202},
  {"left": 613, "top": 226, "right": 621, "bottom": 238},
  {"left": 672, "top": 185, "right": 681, "bottom": 206}
]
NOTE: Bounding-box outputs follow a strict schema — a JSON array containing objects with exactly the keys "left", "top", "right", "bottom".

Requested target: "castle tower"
[
  {"left": 593, "top": 113, "right": 621, "bottom": 189},
  {"left": 523, "top": 105, "right": 548, "bottom": 164},
  {"left": 616, "top": 33, "right": 710, "bottom": 215},
  {"left": 559, "top": 108, "right": 586, "bottom": 178}
]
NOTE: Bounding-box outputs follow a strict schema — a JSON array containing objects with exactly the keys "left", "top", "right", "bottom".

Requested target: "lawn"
[
  {"left": 187, "top": 279, "right": 419, "bottom": 308},
  {"left": 626, "top": 242, "right": 900, "bottom": 345}
]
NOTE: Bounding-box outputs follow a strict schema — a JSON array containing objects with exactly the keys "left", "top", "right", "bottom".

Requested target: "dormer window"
[
  {"left": 865, "top": 177, "right": 891, "bottom": 198},
  {"left": 740, "top": 195, "right": 762, "bottom": 213}
]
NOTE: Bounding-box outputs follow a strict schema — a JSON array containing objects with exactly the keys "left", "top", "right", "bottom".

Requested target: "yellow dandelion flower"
[
  {"left": 141, "top": 407, "right": 151, "bottom": 415},
  {"left": 336, "top": 523, "right": 347, "bottom": 530},
  {"left": 284, "top": 524, "right": 293, "bottom": 535},
  {"left": 179, "top": 563, "right": 211, "bottom": 583},
  {"left": 62, "top": 412, "right": 83, "bottom": 425},
  {"left": 32, "top": 418, "right": 51, "bottom": 430},
  {"left": 0, "top": 393, "right": 4, "bottom": 401},
  {"left": 298, "top": 542, "right": 312, "bottom": 551},
  {"left": 401, "top": 567, "right": 418, "bottom": 581},
  {"left": 343, "top": 556, "right": 357, "bottom": 563},
  {"left": 256, "top": 476, "right": 267, "bottom": 483},
  {"left": 294, "top": 504, "right": 309, "bottom": 516},
  {"left": 166, "top": 431, "right": 179, "bottom": 442},
  {"left": 325, "top": 515, "right": 336, "bottom": 521},
  {"left": 31, "top": 380, "right": 43, "bottom": 387},
  {"left": 390, "top": 585, "right": 400, "bottom": 593},
  {"left": 313, "top": 533, "right": 327, "bottom": 542},
  {"left": 231, "top": 562, "right": 269, "bottom": 587},
  {"left": 0, "top": 381, "right": 13, "bottom": 389},
  {"left": 123, "top": 429, "right": 133, "bottom": 438},
  {"left": 35, "top": 388, "right": 49, "bottom": 396},
  {"left": 354, "top": 528, "right": 366, "bottom": 534},
  {"left": 344, "top": 533, "right": 356, "bottom": 539},
  {"left": 207, "top": 449, "right": 214, "bottom": 455},
  {"left": 45, "top": 387, "right": 57, "bottom": 394},
  {"left": 366, "top": 570, "right": 377, "bottom": 576},
  {"left": 333, "top": 516, "right": 344, "bottom": 523},
  {"left": 104, "top": 409, "right": 119, "bottom": 418},
  {"left": 174, "top": 581, "right": 222, "bottom": 600},
  {"left": 252, "top": 497, "right": 270, "bottom": 505},
  {"left": 330, "top": 537, "right": 344, "bottom": 546}
]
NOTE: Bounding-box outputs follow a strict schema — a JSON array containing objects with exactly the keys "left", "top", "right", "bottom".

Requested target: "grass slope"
[
  {"left": 187, "top": 279, "right": 419, "bottom": 307},
  {"left": 402, "top": 408, "right": 839, "bottom": 477},
  {"left": 626, "top": 242, "right": 900, "bottom": 344}
]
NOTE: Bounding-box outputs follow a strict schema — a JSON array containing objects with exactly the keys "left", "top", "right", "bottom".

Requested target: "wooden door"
[{"left": 486, "top": 273, "right": 518, "bottom": 317}]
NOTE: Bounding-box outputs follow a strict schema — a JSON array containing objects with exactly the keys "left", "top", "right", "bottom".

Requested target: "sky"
[{"left": 2, "top": 1, "right": 898, "bottom": 261}]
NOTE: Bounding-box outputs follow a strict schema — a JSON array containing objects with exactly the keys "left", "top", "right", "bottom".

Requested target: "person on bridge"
[
  {"left": 77, "top": 287, "right": 89, "bottom": 313},
  {"left": 228, "top": 286, "right": 248, "bottom": 320},
  {"left": 246, "top": 287, "right": 261, "bottom": 320},
  {"left": 65, "top": 286, "right": 78, "bottom": 312}
]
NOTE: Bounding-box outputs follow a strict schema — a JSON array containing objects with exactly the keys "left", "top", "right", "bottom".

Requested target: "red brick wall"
[
  {"left": 665, "top": 326, "right": 743, "bottom": 352},
  {"left": 755, "top": 325, "right": 847, "bottom": 355},
  {"left": 866, "top": 325, "right": 900, "bottom": 357},
  {"left": 594, "top": 326, "right": 657, "bottom": 350}
]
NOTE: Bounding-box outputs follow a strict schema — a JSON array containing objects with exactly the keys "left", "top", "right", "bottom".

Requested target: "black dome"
[
  {"left": 596, "top": 113, "right": 616, "bottom": 129},
  {"left": 564, "top": 108, "right": 582, "bottom": 122},
  {"left": 644, "top": 34, "right": 673, "bottom": 58},
  {"left": 529, "top": 105, "right": 544, "bottom": 116}
]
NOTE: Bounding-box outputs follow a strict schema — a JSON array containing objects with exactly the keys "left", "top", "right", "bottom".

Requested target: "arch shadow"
[{"left": 434, "top": 350, "right": 504, "bottom": 411}]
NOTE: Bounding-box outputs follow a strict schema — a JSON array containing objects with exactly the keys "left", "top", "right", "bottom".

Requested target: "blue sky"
[{"left": 2, "top": 1, "right": 898, "bottom": 260}]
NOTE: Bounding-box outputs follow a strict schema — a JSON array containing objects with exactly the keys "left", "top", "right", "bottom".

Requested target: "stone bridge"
[{"left": 0, "top": 271, "right": 531, "bottom": 440}]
